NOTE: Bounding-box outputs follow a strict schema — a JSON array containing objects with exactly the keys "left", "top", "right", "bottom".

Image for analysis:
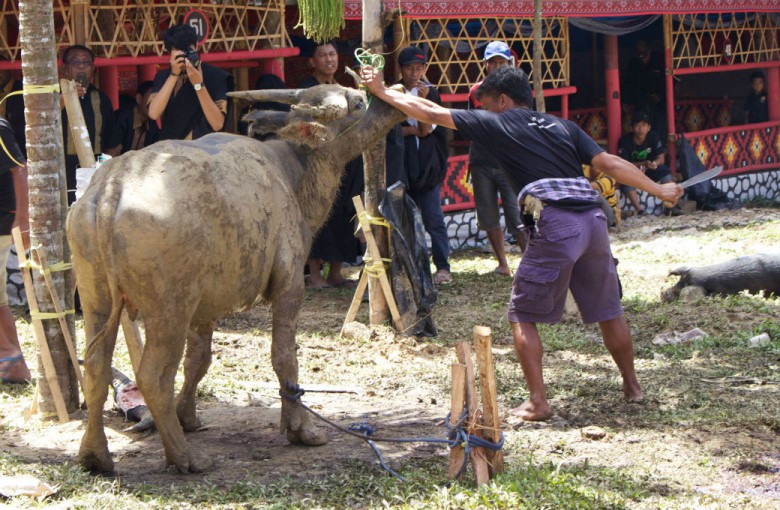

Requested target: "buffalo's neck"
[{"left": 295, "top": 99, "right": 406, "bottom": 244}]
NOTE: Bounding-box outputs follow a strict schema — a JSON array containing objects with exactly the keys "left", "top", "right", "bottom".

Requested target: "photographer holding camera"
[
  {"left": 59, "top": 45, "right": 121, "bottom": 205},
  {"left": 148, "top": 23, "right": 230, "bottom": 140}
]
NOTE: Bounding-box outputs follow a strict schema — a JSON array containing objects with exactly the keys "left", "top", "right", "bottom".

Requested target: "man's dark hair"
[
  {"left": 475, "top": 66, "right": 532, "bottom": 107},
  {"left": 749, "top": 71, "right": 766, "bottom": 82},
  {"left": 136, "top": 80, "right": 155, "bottom": 96},
  {"left": 62, "top": 45, "right": 95, "bottom": 64},
  {"left": 162, "top": 24, "right": 198, "bottom": 52}
]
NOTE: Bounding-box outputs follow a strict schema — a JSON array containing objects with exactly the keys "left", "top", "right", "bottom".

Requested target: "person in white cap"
[{"left": 468, "top": 41, "right": 522, "bottom": 277}]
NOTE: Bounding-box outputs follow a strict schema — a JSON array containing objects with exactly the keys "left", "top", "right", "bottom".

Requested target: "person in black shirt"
[
  {"left": 362, "top": 64, "right": 683, "bottom": 421},
  {"left": 60, "top": 45, "right": 122, "bottom": 205},
  {"left": 617, "top": 110, "right": 673, "bottom": 215},
  {"left": 744, "top": 71, "right": 769, "bottom": 124},
  {"left": 0, "top": 118, "right": 30, "bottom": 384},
  {"left": 148, "top": 24, "right": 230, "bottom": 141}
]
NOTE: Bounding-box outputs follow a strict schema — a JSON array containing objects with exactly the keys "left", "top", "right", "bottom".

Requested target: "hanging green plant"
[{"left": 295, "top": 0, "right": 345, "bottom": 43}]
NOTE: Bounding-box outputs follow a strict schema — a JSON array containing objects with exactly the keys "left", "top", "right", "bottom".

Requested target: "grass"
[{"left": 1, "top": 208, "right": 779, "bottom": 509}]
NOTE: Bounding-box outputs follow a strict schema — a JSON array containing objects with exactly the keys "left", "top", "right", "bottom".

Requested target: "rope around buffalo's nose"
[{"left": 280, "top": 383, "right": 504, "bottom": 482}]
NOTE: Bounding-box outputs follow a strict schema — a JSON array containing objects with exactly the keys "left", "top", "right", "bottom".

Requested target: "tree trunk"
[
  {"left": 362, "top": 0, "right": 390, "bottom": 326},
  {"left": 19, "top": 0, "right": 79, "bottom": 414},
  {"left": 533, "top": 0, "right": 546, "bottom": 113}
]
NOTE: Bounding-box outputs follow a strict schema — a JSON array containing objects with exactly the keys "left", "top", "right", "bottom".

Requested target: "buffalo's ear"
[
  {"left": 243, "top": 110, "right": 290, "bottom": 137},
  {"left": 276, "top": 121, "right": 334, "bottom": 147}
]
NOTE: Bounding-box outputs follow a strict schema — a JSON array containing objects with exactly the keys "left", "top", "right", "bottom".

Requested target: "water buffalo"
[{"left": 67, "top": 83, "right": 405, "bottom": 473}]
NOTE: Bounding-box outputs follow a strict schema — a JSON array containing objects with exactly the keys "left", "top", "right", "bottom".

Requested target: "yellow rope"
[
  {"left": 31, "top": 309, "right": 75, "bottom": 320},
  {"left": 357, "top": 210, "right": 390, "bottom": 229},
  {"left": 363, "top": 256, "right": 391, "bottom": 277},
  {"left": 19, "top": 259, "right": 73, "bottom": 275},
  {"left": 0, "top": 84, "right": 60, "bottom": 166}
]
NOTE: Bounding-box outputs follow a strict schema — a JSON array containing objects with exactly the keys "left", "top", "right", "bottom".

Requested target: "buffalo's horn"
[{"left": 227, "top": 89, "right": 302, "bottom": 104}]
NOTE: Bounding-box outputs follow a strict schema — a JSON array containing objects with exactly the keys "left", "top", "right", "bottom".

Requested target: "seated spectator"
[
  {"left": 116, "top": 81, "right": 160, "bottom": 153},
  {"left": 148, "top": 23, "right": 230, "bottom": 141},
  {"left": 744, "top": 71, "right": 768, "bottom": 124},
  {"left": 617, "top": 111, "right": 673, "bottom": 215}
]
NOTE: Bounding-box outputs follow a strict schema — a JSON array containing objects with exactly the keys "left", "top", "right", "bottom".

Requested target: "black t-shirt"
[
  {"left": 451, "top": 108, "right": 604, "bottom": 193},
  {"left": 0, "top": 118, "right": 25, "bottom": 234},
  {"left": 152, "top": 63, "right": 230, "bottom": 141},
  {"left": 617, "top": 130, "right": 664, "bottom": 164},
  {"left": 744, "top": 92, "right": 768, "bottom": 124}
]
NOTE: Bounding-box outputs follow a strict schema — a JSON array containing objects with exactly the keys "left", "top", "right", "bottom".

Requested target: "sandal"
[{"left": 0, "top": 353, "right": 28, "bottom": 384}]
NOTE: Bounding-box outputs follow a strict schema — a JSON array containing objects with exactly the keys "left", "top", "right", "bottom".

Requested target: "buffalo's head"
[{"left": 230, "top": 85, "right": 367, "bottom": 147}]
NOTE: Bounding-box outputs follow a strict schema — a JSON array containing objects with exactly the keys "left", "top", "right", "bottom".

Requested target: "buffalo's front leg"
[
  {"left": 137, "top": 316, "right": 213, "bottom": 473},
  {"left": 271, "top": 278, "right": 328, "bottom": 446},
  {"left": 176, "top": 323, "right": 214, "bottom": 431}
]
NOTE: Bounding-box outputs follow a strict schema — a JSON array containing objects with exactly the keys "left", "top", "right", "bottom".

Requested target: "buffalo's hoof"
[
  {"left": 166, "top": 450, "right": 214, "bottom": 474},
  {"left": 286, "top": 426, "right": 328, "bottom": 446},
  {"left": 78, "top": 447, "right": 115, "bottom": 475}
]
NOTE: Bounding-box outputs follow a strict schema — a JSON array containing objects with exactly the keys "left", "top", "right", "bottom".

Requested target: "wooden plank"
[
  {"left": 351, "top": 196, "right": 404, "bottom": 332},
  {"left": 59, "top": 78, "right": 96, "bottom": 168},
  {"left": 340, "top": 269, "right": 369, "bottom": 337},
  {"left": 31, "top": 247, "right": 84, "bottom": 391},
  {"left": 473, "top": 325, "right": 505, "bottom": 476},
  {"left": 11, "top": 228, "right": 69, "bottom": 423},
  {"left": 448, "top": 363, "right": 467, "bottom": 480},
  {"left": 455, "top": 342, "right": 489, "bottom": 485}
]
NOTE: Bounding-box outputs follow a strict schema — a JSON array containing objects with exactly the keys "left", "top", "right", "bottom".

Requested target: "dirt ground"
[{"left": 1, "top": 207, "right": 779, "bottom": 506}]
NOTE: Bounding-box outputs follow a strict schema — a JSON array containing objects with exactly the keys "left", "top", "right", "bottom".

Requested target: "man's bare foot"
[
  {"left": 493, "top": 266, "right": 512, "bottom": 277},
  {"left": 509, "top": 400, "right": 553, "bottom": 421},
  {"left": 623, "top": 381, "right": 644, "bottom": 402}
]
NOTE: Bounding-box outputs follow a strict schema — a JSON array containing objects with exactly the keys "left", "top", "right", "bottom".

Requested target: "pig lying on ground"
[{"left": 661, "top": 253, "right": 780, "bottom": 302}]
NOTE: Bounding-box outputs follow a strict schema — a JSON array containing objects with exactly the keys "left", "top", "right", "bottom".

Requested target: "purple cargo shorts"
[{"left": 508, "top": 205, "right": 622, "bottom": 324}]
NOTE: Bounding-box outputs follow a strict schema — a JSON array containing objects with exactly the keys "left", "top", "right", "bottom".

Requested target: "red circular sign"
[{"left": 183, "top": 10, "right": 210, "bottom": 46}]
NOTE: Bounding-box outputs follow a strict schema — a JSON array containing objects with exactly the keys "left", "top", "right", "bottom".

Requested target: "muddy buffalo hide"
[{"left": 662, "top": 253, "right": 780, "bottom": 302}]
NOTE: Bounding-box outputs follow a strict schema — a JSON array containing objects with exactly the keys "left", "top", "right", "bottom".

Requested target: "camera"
[{"left": 183, "top": 48, "right": 200, "bottom": 68}]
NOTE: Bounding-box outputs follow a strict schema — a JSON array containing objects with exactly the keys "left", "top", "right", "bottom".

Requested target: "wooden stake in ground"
[
  {"left": 455, "top": 342, "right": 490, "bottom": 485},
  {"left": 473, "top": 326, "right": 505, "bottom": 475},
  {"left": 448, "top": 363, "right": 467, "bottom": 480},
  {"left": 11, "top": 227, "right": 69, "bottom": 423}
]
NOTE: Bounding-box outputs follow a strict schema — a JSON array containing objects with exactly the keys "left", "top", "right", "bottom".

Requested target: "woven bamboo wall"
[
  {"left": 671, "top": 13, "right": 779, "bottom": 69},
  {"left": 0, "top": 0, "right": 290, "bottom": 60},
  {"left": 406, "top": 17, "right": 569, "bottom": 95}
]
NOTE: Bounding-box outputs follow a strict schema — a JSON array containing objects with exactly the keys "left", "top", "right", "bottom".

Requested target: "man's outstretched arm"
[{"left": 360, "top": 66, "right": 456, "bottom": 130}]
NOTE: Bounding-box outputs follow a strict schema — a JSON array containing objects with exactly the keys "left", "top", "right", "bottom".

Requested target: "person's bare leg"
[
  {"left": 486, "top": 227, "right": 510, "bottom": 276},
  {"left": 325, "top": 261, "right": 345, "bottom": 285},
  {"left": 306, "top": 259, "right": 329, "bottom": 288},
  {"left": 627, "top": 190, "right": 643, "bottom": 214},
  {"left": 0, "top": 306, "right": 30, "bottom": 382},
  {"left": 509, "top": 321, "right": 553, "bottom": 420},
  {"left": 599, "top": 316, "right": 643, "bottom": 402}
]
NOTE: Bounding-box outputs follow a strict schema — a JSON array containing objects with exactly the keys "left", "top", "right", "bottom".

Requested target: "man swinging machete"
[{"left": 361, "top": 64, "right": 684, "bottom": 420}]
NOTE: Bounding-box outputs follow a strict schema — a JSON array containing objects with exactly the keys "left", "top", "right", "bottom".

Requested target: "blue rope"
[{"left": 280, "top": 384, "right": 504, "bottom": 481}]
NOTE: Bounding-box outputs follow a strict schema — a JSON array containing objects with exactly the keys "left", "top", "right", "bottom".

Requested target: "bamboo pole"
[
  {"left": 362, "top": 0, "right": 390, "bottom": 327},
  {"left": 473, "top": 326, "right": 504, "bottom": 476},
  {"left": 448, "top": 363, "right": 467, "bottom": 480},
  {"left": 12, "top": 228, "right": 69, "bottom": 423}
]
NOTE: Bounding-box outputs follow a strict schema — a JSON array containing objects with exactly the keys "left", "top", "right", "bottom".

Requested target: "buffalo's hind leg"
[
  {"left": 176, "top": 322, "right": 214, "bottom": 431},
  {"left": 271, "top": 274, "right": 328, "bottom": 446},
  {"left": 136, "top": 316, "right": 213, "bottom": 473},
  {"left": 78, "top": 307, "right": 120, "bottom": 474}
]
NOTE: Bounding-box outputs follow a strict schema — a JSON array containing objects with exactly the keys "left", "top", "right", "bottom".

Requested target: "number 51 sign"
[{"left": 183, "top": 10, "right": 210, "bottom": 46}]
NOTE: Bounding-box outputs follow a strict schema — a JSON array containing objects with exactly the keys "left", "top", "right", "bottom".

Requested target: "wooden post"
[
  {"left": 59, "top": 79, "right": 96, "bottom": 168},
  {"left": 71, "top": 0, "right": 88, "bottom": 46},
  {"left": 362, "top": 0, "right": 390, "bottom": 326},
  {"left": 448, "top": 363, "right": 467, "bottom": 480},
  {"left": 532, "top": 0, "right": 545, "bottom": 113},
  {"left": 12, "top": 228, "right": 69, "bottom": 423},
  {"left": 473, "top": 326, "right": 504, "bottom": 476},
  {"left": 663, "top": 15, "right": 678, "bottom": 174},
  {"left": 604, "top": 35, "right": 621, "bottom": 155},
  {"left": 455, "top": 342, "right": 490, "bottom": 485}
]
